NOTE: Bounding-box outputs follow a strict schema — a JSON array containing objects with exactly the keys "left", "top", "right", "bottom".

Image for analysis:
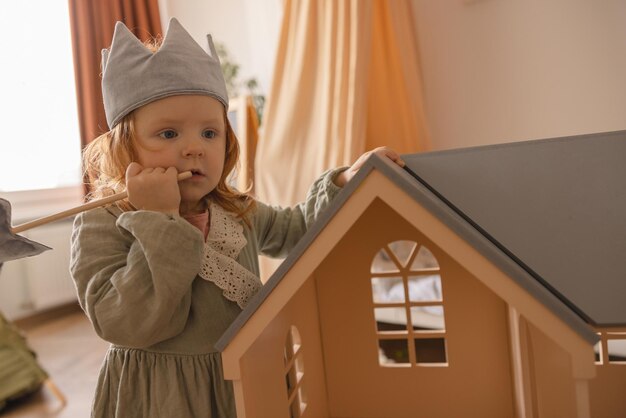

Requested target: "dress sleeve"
[
  {"left": 70, "top": 208, "right": 204, "bottom": 348},
  {"left": 253, "top": 167, "right": 346, "bottom": 258}
]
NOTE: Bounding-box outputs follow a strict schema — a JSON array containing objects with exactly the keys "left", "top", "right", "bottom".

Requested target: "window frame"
[
  {"left": 595, "top": 328, "right": 626, "bottom": 366},
  {"left": 371, "top": 240, "right": 449, "bottom": 367},
  {"left": 284, "top": 326, "right": 307, "bottom": 417}
]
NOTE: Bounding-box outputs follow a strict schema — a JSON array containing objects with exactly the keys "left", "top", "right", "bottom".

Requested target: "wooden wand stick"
[{"left": 11, "top": 171, "right": 192, "bottom": 234}]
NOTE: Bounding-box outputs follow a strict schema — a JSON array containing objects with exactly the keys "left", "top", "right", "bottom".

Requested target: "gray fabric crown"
[{"left": 102, "top": 18, "right": 229, "bottom": 128}]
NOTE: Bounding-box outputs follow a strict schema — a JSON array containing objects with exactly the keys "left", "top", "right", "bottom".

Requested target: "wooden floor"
[{"left": 2, "top": 305, "right": 109, "bottom": 418}]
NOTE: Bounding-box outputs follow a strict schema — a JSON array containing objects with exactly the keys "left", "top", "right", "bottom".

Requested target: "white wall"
[
  {"left": 412, "top": 0, "right": 626, "bottom": 150},
  {"left": 158, "top": 0, "right": 626, "bottom": 151},
  {"left": 0, "top": 220, "right": 77, "bottom": 320},
  {"left": 158, "top": 0, "right": 283, "bottom": 96}
]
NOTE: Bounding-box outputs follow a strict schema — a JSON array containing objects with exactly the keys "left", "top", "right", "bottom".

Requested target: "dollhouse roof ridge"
[{"left": 216, "top": 130, "right": 626, "bottom": 351}]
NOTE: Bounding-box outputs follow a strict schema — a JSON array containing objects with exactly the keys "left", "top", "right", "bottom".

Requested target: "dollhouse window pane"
[
  {"left": 289, "top": 384, "right": 307, "bottom": 418},
  {"left": 607, "top": 338, "right": 626, "bottom": 364},
  {"left": 289, "top": 398, "right": 300, "bottom": 418},
  {"left": 286, "top": 367, "right": 299, "bottom": 393},
  {"left": 410, "top": 307, "right": 445, "bottom": 330},
  {"left": 371, "top": 248, "right": 400, "bottom": 273},
  {"left": 410, "top": 246, "right": 439, "bottom": 270},
  {"left": 284, "top": 326, "right": 302, "bottom": 365},
  {"left": 285, "top": 326, "right": 306, "bottom": 417},
  {"left": 289, "top": 388, "right": 303, "bottom": 418},
  {"left": 388, "top": 240, "right": 417, "bottom": 267},
  {"left": 375, "top": 308, "right": 408, "bottom": 331},
  {"left": 378, "top": 339, "right": 410, "bottom": 365},
  {"left": 371, "top": 276, "right": 404, "bottom": 303},
  {"left": 294, "top": 352, "right": 305, "bottom": 374},
  {"left": 414, "top": 338, "right": 447, "bottom": 364},
  {"left": 407, "top": 275, "right": 442, "bottom": 302},
  {"left": 594, "top": 340, "right": 602, "bottom": 364}
]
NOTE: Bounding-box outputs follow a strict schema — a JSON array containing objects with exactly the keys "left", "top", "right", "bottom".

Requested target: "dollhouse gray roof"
[{"left": 216, "top": 130, "right": 626, "bottom": 351}]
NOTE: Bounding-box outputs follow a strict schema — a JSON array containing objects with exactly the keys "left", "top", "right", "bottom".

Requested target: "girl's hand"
[
  {"left": 125, "top": 162, "right": 181, "bottom": 215},
  {"left": 334, "top": 146, "right": 405, "bottom": 187}
]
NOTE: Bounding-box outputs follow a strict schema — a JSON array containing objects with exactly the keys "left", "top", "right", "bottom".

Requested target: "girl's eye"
[
  {"left": 159, "top": 130, "right": 177, "bottom": 139},
  {"left": 202, "top": 130, "right": 216, "bottom": 139}
]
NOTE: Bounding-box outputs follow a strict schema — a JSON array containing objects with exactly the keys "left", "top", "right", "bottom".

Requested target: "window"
[
  {"left": 595, "top": 330, "right": 626, "bottom": 365},
  {"left": 371, "top": 240, "right": 448, "bottom": 367},
  {"left": 0, "top": 2, "right": 81, "bottom": 192},
  {"left": 284, "top": 326, "right": 306, "bottom": 417}
]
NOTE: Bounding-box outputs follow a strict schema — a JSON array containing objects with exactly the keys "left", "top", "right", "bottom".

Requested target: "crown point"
[
  {"left": 206, "top": 34, "right": 218, "bottom": 59},
  {"left": 164, "top": 17, "right": 187, "bottom": 39},
  {"left": 167, "top": 17, "right": 182, "bottom": 28},
  {"left": 112, "top": 20, "right": 133, "bottom": 37},
  {"left": 101, "top": 49, "right": 110, "bottom": 72},
  {"left": 109, "top": 20, "right": 149, "bottom": 54}
]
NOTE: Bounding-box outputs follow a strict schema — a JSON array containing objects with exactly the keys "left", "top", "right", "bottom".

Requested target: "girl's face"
[{"left": 133, "top": 95, "right": 227, "bottom": 214}]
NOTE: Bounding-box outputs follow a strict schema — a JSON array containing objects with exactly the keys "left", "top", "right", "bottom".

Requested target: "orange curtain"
[
  {"left": 67, "top": 0, "right": 162, "bottom": 148},
  {"left": 255, "top": 0, "right": 430, "bottom": 279},
  {"left": 366, "top": 0, "right": 430, "bottom": 153},
  {"left": 256, "top": 0, "right": 429, "bottom": 208}
]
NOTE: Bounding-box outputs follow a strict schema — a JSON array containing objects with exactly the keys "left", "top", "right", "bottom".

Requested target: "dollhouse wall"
[
  {"left": 237, "top": 276, "right": 329, "bottom": 418},
  {"left": 590, "top": 370, "right": 626, "bottom": 416},
  {"left": 520, "top": 318, "right": 626, "bottom": 417},
  {"left": 588, "top": 328, "right": 626, "bottom": 416},
  {"left": 524, "top": 320, "right": 579, "bottom": 417},
  {"left": 313, "top": 198, "right": 516, "bottom": 417}
]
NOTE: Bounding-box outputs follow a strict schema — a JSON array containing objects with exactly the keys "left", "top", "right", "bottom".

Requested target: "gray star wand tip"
[{"left": 0, "top": 198, "right": 51, "bottom": 264}]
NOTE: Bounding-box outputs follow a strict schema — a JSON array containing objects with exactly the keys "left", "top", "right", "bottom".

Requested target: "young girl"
[{"left": 70, "top": 18, "right": 404, "bottom": 418}]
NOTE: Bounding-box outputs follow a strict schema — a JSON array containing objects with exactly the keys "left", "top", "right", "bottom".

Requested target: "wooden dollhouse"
[{"left": 215, "top": 130, "right": 626, "bottom": 418}]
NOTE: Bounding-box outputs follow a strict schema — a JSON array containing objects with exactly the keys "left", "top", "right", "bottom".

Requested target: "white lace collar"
[{"left": 198, "top": 203, "right": 262, "bottom": 308}]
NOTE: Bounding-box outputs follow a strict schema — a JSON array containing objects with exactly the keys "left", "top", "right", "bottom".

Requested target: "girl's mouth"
[{"left": 185, "top": 169, "right": 206, "bottom": 181}]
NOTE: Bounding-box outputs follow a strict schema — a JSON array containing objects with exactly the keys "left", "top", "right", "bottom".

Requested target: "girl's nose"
[{"left": 182, "top": 137, "right": 204, "bottom": 157}]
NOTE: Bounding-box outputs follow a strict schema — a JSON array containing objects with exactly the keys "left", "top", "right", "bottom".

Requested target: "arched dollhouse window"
[
  {"left": 370, "top": 240, "right": 448, "bottom": 367},
  {"left": 284, "top": 326, "right": 306, "bottom": 417}
]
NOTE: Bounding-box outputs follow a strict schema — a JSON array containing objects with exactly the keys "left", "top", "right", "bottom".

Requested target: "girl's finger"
[
  {"left": 375, "top": 147, "right": 405, "bottom": 167},
  {"left": 165, "top": 167, "right": 179, "bottom": 178},
  {"left": 389, "top": 151, "right": 405, "bottom": 167},
  {"left": 125, "top": 162, "right": 144, "bottom": 180}
]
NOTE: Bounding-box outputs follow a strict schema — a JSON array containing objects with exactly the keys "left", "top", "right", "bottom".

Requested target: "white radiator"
[{"left": 0, "top": 219, "right": 77, "bottom": 320}]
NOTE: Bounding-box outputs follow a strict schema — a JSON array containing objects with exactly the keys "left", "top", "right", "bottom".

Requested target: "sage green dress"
[{"left": 70, "top": 169, "right": 343, "bottom": 418}]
